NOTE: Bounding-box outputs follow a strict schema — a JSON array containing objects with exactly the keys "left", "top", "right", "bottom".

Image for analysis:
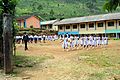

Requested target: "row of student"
[
  {"left": 16, "top": 34, "right": 58, "bottom": 44},
  {"left": 61, "top": 35, "right": 108, "bottom": 51}
]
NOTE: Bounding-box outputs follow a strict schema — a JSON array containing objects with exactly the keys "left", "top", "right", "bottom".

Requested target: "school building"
[
  {"left": 40, "top": 20, "right": 59, "bottom": 31},
  {"left": 54, "top": 13, "right": 120, "bottom": 38},
  {"left": 16, "top": 15, "right": 40, "bottom": 29}
]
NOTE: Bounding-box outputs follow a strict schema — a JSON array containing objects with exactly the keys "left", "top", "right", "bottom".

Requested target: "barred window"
[
  {"left": 80, "top": 24, "right": 85, "bottom": 28},
  {"left": 73, "top": 25, "right": 77, "bottom": 29},
  {"left": 66, "top": 25, "right": 70, "bottom": 29},
  {"left": 98, "top": 22, "right": 103, "bottom": 27},
  {"left": 89, "top": 23, "right": 94, "bottom": 28},
  {"left": 59, "top": 26, "right": 63, "bottom": 30},
  {"left": 108, "top": 21, "right": 114, "bottom": 27}
]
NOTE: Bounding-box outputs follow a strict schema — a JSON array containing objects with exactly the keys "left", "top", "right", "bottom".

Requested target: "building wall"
[
  {"left": 58, "top": 25, "right": 65, "bottom": 32},
  {"left": 65, "top": 25, "right": 72, "bottom": 32},
  {"left": 52, "top": 25, "right": 58, "bottom": 31},
  {"left": 117, "top": 20, "right": 120, "bottom": 29},
  {"left": 26, "top": 16, "right": 40, "bottom": 28},
  {"left": 17, "top": 20, "right": 24, "bottom": 28},
  {"left": 106, "top": 20, "right": 117, "bottom": 30},
  {"left": 71, "top": 24, "right": 79, "bottom": 31}
]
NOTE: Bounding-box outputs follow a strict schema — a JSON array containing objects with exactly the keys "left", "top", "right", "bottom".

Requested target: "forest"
[{"left": 16, "top": 0, "right": 120, "bottom": 20}]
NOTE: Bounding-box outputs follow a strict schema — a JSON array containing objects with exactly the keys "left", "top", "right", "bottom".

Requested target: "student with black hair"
[{"left": 23, "top": 32, "right": 29, "bottom": 50}]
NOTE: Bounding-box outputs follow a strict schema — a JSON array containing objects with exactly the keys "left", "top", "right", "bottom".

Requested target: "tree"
[
  {"left": 37, "top": 4, "right": 43, "bottom": 10},
  {"left": 103, "top": 0, "right": 120, "bottom": 12},
  {"left": 50, "top": 9, "right": 54, "bottom": 16},
  {"left": 0, "top": 0, "right": 18, "bottom": 73},
  {"left": 85, "top": 0, "right": 99, "bottom": 14},
  {"left": 50, "top": 9, "right": 56, "bottom": 20}
]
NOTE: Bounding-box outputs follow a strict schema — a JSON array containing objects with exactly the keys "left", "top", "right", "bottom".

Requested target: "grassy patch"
[
  {"left": 76, "top": 49, "right": 120, "bottom": 67},
  {"left": 13, "top": 52, "right": 54, "bottom": 68},
  {"left": 10, "top": 51, "right": 54, "bottom": 77},
  {"left": 88, "top": 72, "right": 106, "bottom": 80}
]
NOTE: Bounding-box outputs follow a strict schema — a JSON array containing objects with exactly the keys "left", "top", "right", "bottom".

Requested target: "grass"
[
  {"left": 11, "top": 51, "right": 54, "bottom": 76},
  {"left": 71, "top": 43, "right": 120, "bottom": 80}
]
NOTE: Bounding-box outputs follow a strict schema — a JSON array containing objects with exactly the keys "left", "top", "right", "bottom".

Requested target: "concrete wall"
[{"left": 26, "top": 16, "right": 40, "bottom": 28}]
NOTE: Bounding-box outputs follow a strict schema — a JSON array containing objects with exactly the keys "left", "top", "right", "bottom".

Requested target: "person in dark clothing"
[{"left": 23, "top": 32, "right": 29, "bottom": 50}]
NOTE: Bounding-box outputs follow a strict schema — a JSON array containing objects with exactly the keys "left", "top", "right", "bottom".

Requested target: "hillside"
[{"left": 16, "top": 0, "right": 120, "bottom": 20}]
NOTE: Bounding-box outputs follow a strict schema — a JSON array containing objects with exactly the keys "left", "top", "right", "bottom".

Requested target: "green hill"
[{"left": 16, "top": 0, "right": 120, "bottom": 20}]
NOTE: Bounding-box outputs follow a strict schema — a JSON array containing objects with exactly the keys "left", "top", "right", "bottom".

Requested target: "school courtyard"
[{"left": 0, "top": 40, "right": 120, "bottom": 80}]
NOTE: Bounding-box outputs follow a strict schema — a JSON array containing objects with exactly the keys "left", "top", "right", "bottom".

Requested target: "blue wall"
[{"left": 58, "top": 31, "right": 79, "bottom": 35}]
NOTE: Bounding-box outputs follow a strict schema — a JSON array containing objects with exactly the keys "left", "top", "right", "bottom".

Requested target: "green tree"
[
  {"left": 50, "top": 9, "right": 54, "bottom": 15},
  {"left": 103, "top": 0, "right": 120, "bottom": 12},
  {"left": 0, "top": 0, "right": 18, "bottom": 69},
  {"left": 37, "top": 4, "right": 43, "bottom": 10},
  {"left": 50, "top": 9, "right": 56, "bottom": 20}
]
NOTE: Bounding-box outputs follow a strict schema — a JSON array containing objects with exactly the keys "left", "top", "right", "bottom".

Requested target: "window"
[
  {"left": 108, "top": 21, "right": 114, "bottom": 27},
  {"left": 30, "top": 25, "right": 33, "bottom": 28},
  {"left": 73, "top": 25, "right": 77, "bottom": 29},
  {"left": 59, "top": 26, "right": 63, "bottom": 30},
  {"left": 66, "top": 25, "right": 70, "bottom": 29},
  {"left": 98, "top": 22, "right": 103, "bottom": 27},
  {"left": 49, "top": 25, "right": 52, "bottom": 29},
  {"left": 89, "top": 23, "right": 94, "bottom": 28},
  {"left": 80, "top": 24, "right": 85, "bottom": 28}
]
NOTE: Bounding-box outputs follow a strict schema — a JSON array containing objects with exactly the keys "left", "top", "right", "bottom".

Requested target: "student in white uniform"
[
  {"left": 29, "top": 35, "right": 34, "bottom": 43},
  {"left": 69, "top": 35, "right": 74, "bottom": 50},
  {"left": 74, "top": 36, "right": 79, "bottom": 49},
  {"left": 102, "top": 36, "right": 105, "bottom": 45},
  {"left": 38, "top": 35, "right": 42, "bottom": 43},
  {"left": 104, "top": 37, "right": 108, "bottom": 45},
  {"left": 80, "top": 36, "right": 84, "bottom": 48},
  {"left": 94, "top": 36, "right": 97, "bottom": 47},
  {"left": 43, "top": 34, "right": 46, "bottom": 43},
  {"left": 97, "top": 36, "right": 101, "bottom": 47},
  {"left": 62, "top": 35, "right": 68, "bottom": 51},
  {"left": 84, "top": 36, "right": 88, "bottom": 48},
  {"left": 60, "top": 35, "right": 62, "bottom": 40},
  {"left": 89, "top": 35, "right": 93, "bottom": 47},
  {"left": 34, "top": 35, "right": 38, "bottom": 43}
]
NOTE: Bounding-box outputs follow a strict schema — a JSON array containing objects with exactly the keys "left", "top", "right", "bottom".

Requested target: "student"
[
  {"left": 84, "top": 35, "right": 88, "bottom": 48},
  {"left": 69, "top": 35, "right": 74, "bottom": 50},
  {"left": 34, "top": 35, "right": 38, "bottom": 43},
  {"left": 23, "top": 32, "right": 29, "bottom": 51},
  {"left": 29, "top": 35, "right": 34, "bottom": 43},
  {"left": 62, "top": 35, "right": 69, "bottom": 51},
  {"left": 38, "top": 35, "right": 42, "bottom": 43},
  {"left": 89, "top": 35, "right": 93, "bottom": 47},
  {"left": 94, "top": 36, "right": 97, "bottom": 47},
  {"left": 80, "top": 37, "right": 84, "bottom": 47},
  {"left": 74, "top": 36, "right": 79, "bottom": 49},
  {"left": 43, "top": 34, "right": 46, "bottom": 43},
  {"left": 102, "top": 36, "right": 104, "bottom": 45},
  {"left": 104, "top": 37, "right": 108, "bottom": 45}
]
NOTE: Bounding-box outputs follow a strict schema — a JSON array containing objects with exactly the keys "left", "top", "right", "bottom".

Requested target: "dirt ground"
[{"left": 0, "top": 40, "right": 120, "bottom": 80}]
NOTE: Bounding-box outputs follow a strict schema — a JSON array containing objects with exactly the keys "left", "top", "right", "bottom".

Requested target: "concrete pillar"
[{"left": 116, "top": 33, "right": 118, "bottom": 39}]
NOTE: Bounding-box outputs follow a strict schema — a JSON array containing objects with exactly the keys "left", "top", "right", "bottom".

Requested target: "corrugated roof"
[
  {"left": 40, "top": 20, "right": 58, "bottom": 25},
  {"left": 54, "top": 13, "right": 120, "bottom": 25}
]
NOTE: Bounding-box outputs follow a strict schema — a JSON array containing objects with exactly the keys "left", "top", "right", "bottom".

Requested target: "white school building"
[{"left": 54, "top": 13, "right": 120, "bottom": 38}]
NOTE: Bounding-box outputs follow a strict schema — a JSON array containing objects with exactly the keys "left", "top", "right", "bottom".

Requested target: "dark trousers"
[{"left": 24, "top": 41, "right": 28, "bottom": 50}]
